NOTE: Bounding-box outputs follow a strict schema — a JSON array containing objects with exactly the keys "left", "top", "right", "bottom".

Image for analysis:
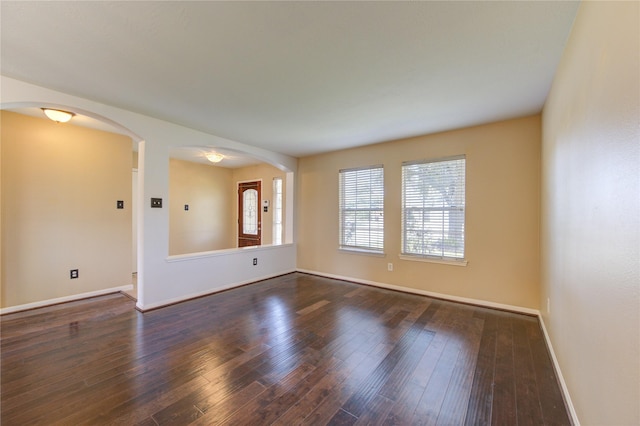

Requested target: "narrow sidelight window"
[
  {"left": 273, "top": 177, "right": 283, "bottom": 245},
  {"left": 339, "top": 165, "right": 384, "bottom": 253}
]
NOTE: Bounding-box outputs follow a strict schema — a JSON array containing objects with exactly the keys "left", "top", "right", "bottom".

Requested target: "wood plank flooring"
[{"left": 0, "top": 272, "right": 571, "bottom": 425}]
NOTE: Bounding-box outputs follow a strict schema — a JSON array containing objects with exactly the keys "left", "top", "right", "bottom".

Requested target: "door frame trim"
[{"left": 237, "top": 179, "right": 263, "bottom": 247}]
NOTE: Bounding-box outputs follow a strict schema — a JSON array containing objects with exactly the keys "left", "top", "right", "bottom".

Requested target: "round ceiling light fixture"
[
  {"left": 206, "top": 153, "right": 224, "bottom": 163},
  {"left": 41, "top": 108, "right": 75, "bottom": 123}
]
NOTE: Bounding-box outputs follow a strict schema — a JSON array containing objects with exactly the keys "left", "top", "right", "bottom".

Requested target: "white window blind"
[
  {"left": 339, "top": 165, "right": 384, "bottom": 252},
  {"left": 402, "top": 156, "right": 465, "bottom": 260}
]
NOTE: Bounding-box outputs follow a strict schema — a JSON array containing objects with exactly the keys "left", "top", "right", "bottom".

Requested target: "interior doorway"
[{"left": 238, "top": 180, "right": 261, "bottom": 247}]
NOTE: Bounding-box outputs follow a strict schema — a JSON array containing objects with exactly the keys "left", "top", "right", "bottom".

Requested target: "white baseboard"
[
  {"left": 296, "top": 268, "right": 538, "bottom": 315},
  {"left": 0, "top": 284, "right": 134, "bottom": 315},
  {"left": 296, "top": 268, "right": 579, "bottom": 425},
  {"left": 538, "top": 316, "right": 581, "bottom": 426},
  {"left": 136, "top": 269, "right": 297, "bottom": 311}
]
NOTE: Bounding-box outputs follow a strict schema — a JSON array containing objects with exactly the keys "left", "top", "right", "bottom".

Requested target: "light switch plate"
[{"left": 151, "top": 198, "right": 163, "bottom": 208}]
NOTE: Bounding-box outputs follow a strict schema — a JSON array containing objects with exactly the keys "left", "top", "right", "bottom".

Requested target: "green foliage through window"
[{"left": 402, "top": 156, "right": 465, "bottom": 260}]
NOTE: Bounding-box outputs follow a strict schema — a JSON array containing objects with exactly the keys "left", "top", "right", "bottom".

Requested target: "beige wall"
[
  {"left": 1, "top": 111, "right": 132, "bottom": 308},
  {"left": 297, "top": 115, "right": 541, "bottom": 309},
  {"left": 541, "top": 2, "right": 639, "bottom": 424},
  {"left": 169, "top": 159, "right": 234, "bottom": 255},
  {"left": 232, "top": 163, "right": 287, "bottom": 246}
]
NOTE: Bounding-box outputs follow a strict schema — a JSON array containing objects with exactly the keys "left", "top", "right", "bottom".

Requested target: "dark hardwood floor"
[{"left": 1, "top": 272, "right": 570, "bottom": 425}]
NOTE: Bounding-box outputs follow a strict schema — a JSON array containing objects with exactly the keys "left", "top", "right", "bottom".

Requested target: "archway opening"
[{"left": 168, "top": 145, "right": 294, "bottom": 256}]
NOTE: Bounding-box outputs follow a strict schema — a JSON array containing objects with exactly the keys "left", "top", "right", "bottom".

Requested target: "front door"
[{"left": 238, "top": 181, "right": 261, "bottom": 247}]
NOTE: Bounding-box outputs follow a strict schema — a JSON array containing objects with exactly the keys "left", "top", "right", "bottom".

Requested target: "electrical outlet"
[
  {"left": 117, "top": 200, "right": 124, "bottom": 209},
  {"left": 387, "top": 263, "right": 393, "bottom": 271},
  {"left": 151, "top": 198, "right": 163, "bottom": 208},
  {"left": 70, "top": 269, "right": 79, "bottom": 279},
  {"left": 253, "top": 258, "right": 258, "bottom": 266},
  {"left": 184, "top": 204, "right": 189, "bottom": 211}
]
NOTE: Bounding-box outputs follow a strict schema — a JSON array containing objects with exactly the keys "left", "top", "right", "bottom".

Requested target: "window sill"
[
  {"left": 339, "top": 248, "right": 386, "bottom": 258},
  {"left": 399, "top": 254, "right": 468, "bottom": 267}
]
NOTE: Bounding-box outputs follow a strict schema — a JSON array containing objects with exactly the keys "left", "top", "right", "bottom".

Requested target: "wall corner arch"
[{"left": 1, "top": 75, "right": 297, "bottom": 313}]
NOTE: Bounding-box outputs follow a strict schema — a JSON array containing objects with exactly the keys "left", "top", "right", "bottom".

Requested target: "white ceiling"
[{"left": 1, "top": 1, "right": 579, "bottom": 158}]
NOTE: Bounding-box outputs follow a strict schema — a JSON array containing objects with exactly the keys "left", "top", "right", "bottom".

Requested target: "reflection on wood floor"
[{"left": 0, "top": 272, "right": 570, "bottom": 425}]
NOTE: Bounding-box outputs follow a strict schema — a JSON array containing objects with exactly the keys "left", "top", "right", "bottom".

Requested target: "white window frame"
[
  {"left": 339, "top": 165, "right": 384, "bottom": 254},
  {"left": 272, "top": 177, "right": 283, "bottom": 245},
  {"left": 401, "top": 155, "right": 466, "bottom": 264}
]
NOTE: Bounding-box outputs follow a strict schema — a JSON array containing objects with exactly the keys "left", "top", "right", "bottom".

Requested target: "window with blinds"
[
  {"left": 401, "top": 156, "right": 465, "bottom": 260},
  {"left": 339, "top": 165, "right": 384, "bottom": 252}
]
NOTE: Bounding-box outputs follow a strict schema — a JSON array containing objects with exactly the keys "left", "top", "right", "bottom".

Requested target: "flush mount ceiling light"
[
  {"left": 206, "top": 153, "right": 224, "bottom": 163},
  {"left": 41, "top": 108, "right": 75, "bottom": 123}
]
